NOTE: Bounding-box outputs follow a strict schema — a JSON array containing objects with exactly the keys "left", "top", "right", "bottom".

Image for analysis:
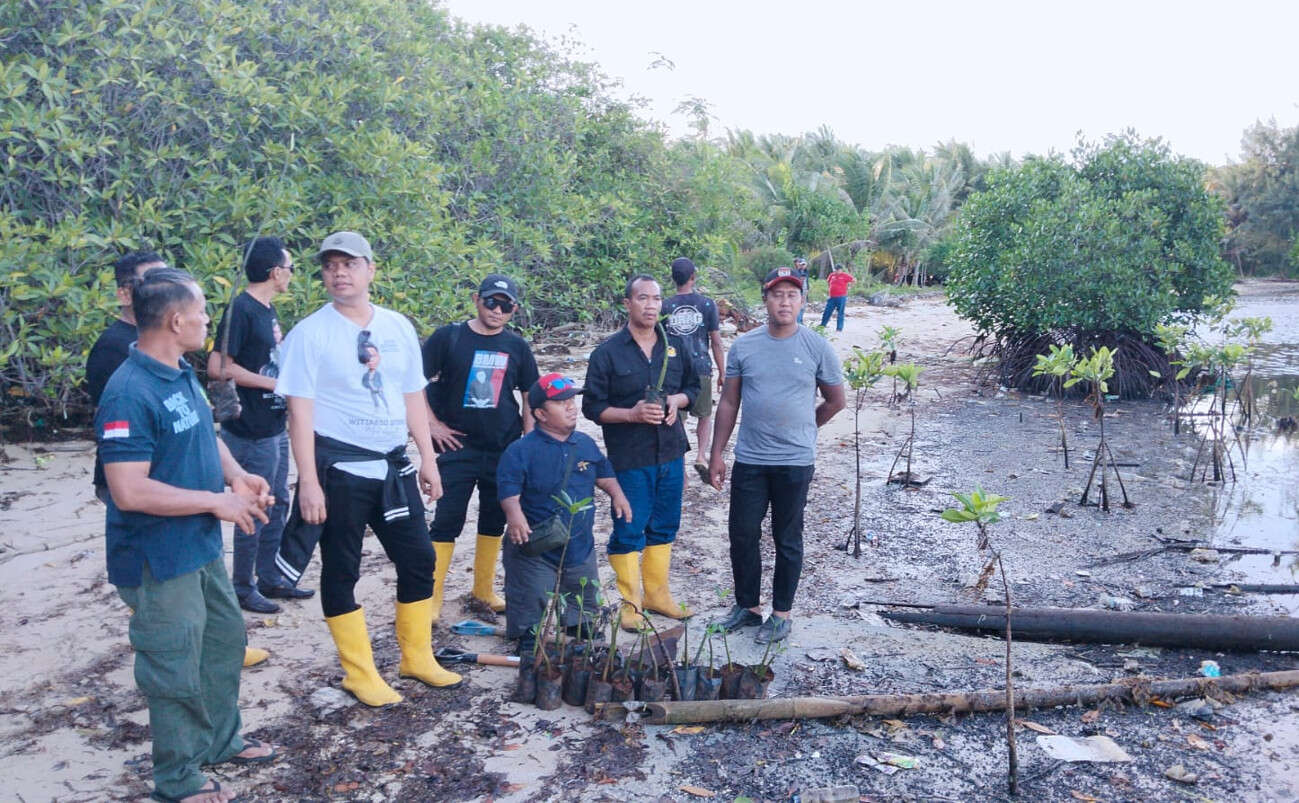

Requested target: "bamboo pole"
[{"left": 596, "top": 670, "right": 1299, "bottom": 725}]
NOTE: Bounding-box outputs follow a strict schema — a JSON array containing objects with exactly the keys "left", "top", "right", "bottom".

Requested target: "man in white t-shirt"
[{"left": 276, "top": 231, "right": 462, "bottom": 707}]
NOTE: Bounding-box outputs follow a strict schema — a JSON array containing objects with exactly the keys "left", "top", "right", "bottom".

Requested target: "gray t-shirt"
[{"left": 726, "top": 325, "right": 843, "bottom": 466}]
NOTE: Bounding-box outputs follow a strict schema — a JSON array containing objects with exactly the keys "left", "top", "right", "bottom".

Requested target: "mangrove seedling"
[
  {"left": 1152, "top": 324, "right": 1190, "bottom": 434},
  {"left": 883, "top": 362, "right": 924, "bottom": 487},
  {"left": 941, "top": 488, "right": 1017, "bottom": 796},
  {"left": 1030, "top": 344, "right": 1076, "bottom": 468},
  {"left": 878, "top": 325, "right": 900, "bottom": 364},
  {"left": 643, "top": 318, "right": 673, "bottom": 414},
  {"left": 840, "top": 348, "right": 887, "bottom": 556},
  {"left": 1065, "top": 346, "right": 1131, "bottom": 511}
]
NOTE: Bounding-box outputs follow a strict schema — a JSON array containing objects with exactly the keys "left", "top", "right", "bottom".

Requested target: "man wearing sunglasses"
[
  {"left": 276, "top": 231, "right": 461, "bottom": 707},
  {"left": 421, "top": 274, "right": 539, "bottom": 623},
  {"left": 207, "top": 237, "right": 311, "bottom": 615}
]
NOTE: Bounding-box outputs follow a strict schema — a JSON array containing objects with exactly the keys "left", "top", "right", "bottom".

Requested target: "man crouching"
[{"left": 497, "top": 374, "right": 631, "bottom": 655}]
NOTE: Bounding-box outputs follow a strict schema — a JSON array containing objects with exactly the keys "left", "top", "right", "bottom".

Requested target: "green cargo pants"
[{"left": 117, "top": 557, "right": 246, "bottom": 800}]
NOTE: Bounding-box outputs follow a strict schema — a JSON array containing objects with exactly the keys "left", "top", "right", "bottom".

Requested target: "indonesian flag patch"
[{"left": 103, "top": 420, "right": 130, "bottom": 439}]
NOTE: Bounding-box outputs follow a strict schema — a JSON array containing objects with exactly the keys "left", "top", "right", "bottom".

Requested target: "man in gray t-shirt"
[{"left": 707, "top": 266, "right": 845, "bottom": 645}]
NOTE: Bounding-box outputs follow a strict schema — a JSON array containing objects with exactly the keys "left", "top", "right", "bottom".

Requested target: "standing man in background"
[
  {"left": 583, "top": 275, "right": 698, "bottom": 631},
  {"left": 277, "top": 231, "right": 461, "bottom": 707},
  {"left": 97, "top": 267, "right": 277, "bottom": 803},
  {"left": 207, "top": 236, "right": 312, "bottom": 615},
  {"left": 422, "top": 274, "right": 539, "bottom": 623},
  {"left": 709, "top": 267, "right": 845, "bottom": 645},
  {"left": 820, "top": 264, "right": 855, "bottom": 332},
  {"left": 661, "top": 257, "right": 724, "bottom": 484}
]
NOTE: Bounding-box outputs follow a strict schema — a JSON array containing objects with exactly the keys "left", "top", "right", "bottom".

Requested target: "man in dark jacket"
[{"left": 583, "top": 274, "right": 698, "bottom": 630}]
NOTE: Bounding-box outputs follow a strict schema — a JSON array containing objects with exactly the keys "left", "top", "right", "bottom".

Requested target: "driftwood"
[
  {"left": 880, "top": 604, "right": 1299, "bottom": 652},
  {"left": 1214, "top": 583, "right": 1299, "bottom": 595},
  {"left": 596, "top": 669, "right": 1299, "bottom": 724}
]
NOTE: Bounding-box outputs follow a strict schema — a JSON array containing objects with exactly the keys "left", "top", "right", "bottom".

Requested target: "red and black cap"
[
  {"left": 528, "top": 372, "right": 583, "bottom": 408},
  {"left": 763, "top": 266, "right": 805, "bottom": 293}
]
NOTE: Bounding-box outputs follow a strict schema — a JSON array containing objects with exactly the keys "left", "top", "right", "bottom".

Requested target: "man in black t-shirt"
[
  {"left": 661, "top": 258, "right": 724, "bottom": 483},
  {"left": 422, "top": 274, "right": 540, "bottom": 622},
  {"left": 208, "top": 237, "right": 311, "bottom": 613},
  {"left": 86, "top": 251, "right": 167, "bottom": 499}
]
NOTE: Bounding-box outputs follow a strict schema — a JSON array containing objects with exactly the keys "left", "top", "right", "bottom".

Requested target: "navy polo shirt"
[
  {"left": 497, "top": 427, "right": 613, "bottom": 568},
  {"left": 95, "top": 345, "right": 224, "bottom": 587}
]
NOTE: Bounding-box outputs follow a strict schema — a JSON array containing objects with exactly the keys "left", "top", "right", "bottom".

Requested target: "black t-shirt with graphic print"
[
  {"left": 422, "top": 322, "right": 540, "bottom": 453},
  {"left": 662, "top": 291, "right": 720, "bottom": 375},
  {"left": 212, "top": 291, "right": 286, "bottom": 439}
]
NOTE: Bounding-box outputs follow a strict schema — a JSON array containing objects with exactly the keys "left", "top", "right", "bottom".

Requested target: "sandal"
[
  {"left": 151, "top": 779, "right": 236, "bottom": 803},
  {"left": 693, "top": 463, "right": 711, "bottom": 485},
  {"left": 225, "top": 737, "right": 277, "bottom": 765}
]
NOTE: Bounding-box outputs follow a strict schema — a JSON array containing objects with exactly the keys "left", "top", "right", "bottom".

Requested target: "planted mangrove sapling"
[
  {"left": 841, "top": 348, "right": 887, "bottom": 556},
  {"left": 1065, "top": 347, "right": 1131, "bottom": 511},
  {"left": 883, "top": 362, "right": 924, "bottom": 487},
  {"left": 1030, "top": 344, "right": 1076, "bottom": 468},
  {"left": 940, "top": 488, "right": 1017, "bottom": 795}
]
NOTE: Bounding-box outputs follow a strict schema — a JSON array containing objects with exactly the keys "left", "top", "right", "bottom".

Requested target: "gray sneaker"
[
  {"left": 754, "top": 615, "right": 791, "bottom": 644},
  {"left": 715, "top": 604, "right": 763, "bottom": 633}
]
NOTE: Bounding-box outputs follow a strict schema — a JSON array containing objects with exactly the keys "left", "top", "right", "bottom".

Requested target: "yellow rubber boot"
[
  {"left": 242, "top": 646, "right": 269, "bottom": 667},
  {"left": 396, "top": 598, "right": 464, "bottom": 688},
  {"left": 642, "top": 543, "right": 693, "bottom": 618},
  {"left": 430, "top": 541, "right": 455, "bottom": 624},
  {"left": 325, "top": 607, "right": 402, "bottom": 707},
  {"left": 471, "top": 534, "right": 506, "bottom": 612},
  {"left": 608, "top": 552, "right": 646, "bottom": 632}
]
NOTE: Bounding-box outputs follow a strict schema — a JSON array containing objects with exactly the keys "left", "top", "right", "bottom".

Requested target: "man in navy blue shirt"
[
  {"left": 498, "top": 373, "right": 630, "bottom": 655},
  {"left": 97, "top": 268, "right": 276, "bottom": 803}
]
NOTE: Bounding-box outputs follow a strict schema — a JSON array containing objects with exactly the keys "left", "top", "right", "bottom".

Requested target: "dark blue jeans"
[
  {"left": 820, "top": 295, "right": 847, "bottom": 331},
  {"left": 220, "top": 429, "right": 290, "bottom": 595},
  {"left": 608, "top": 458, "right": 683, "bottom": 555},
  {"left": 728, "top": 462, "right": 814, "bottom": 613}
]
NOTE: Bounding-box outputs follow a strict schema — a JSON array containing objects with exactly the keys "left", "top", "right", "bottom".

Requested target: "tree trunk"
[
  {"left": 596, "top": 670, "right": 1299, "bottom": 724},
  {"left": 880, "top": 605, "right": 1299, "bottom": 652}
]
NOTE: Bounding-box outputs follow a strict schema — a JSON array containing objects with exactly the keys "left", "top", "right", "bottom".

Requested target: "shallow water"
[{"left": 1195, "top": 287, "right": 1299, "bottom": 611}]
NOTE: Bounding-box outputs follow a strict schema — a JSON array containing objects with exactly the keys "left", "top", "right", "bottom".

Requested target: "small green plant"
[
  {"left": 531, "top": 489, "right": 594, "bottom": 670},
  {"left": 840, "top": 348, "right": 887, "bottom": 556},
  {"left": 1152, "top": 324, "right": 1189, "bottom": 434},
  {"left": 1030, "top": 344, "right": 1077, "bottom": 468},
  {"left": 1065, "top": 347, "right": 1131, "bottom": 511},
  {"left": 877, "top": 325, "right": 900, "bottom": 363},
  {"left": 940, "top": 488, "right": 1017, "bottom": 796},
  {"left": 883, "top": 363, "right": 924, "bottom": 487}
]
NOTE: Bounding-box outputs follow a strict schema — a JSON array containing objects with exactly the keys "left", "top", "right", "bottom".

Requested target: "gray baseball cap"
[{"left": 317, "top": 231, "right": 373, "bottom": 261}]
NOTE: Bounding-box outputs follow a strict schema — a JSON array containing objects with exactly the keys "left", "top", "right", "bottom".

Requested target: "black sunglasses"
[
  {"left": 357, "top": 330, "right": 376, "bottom": 364},
  {"left": 482, "top": 296, "right": 515, "bottom": 313}
]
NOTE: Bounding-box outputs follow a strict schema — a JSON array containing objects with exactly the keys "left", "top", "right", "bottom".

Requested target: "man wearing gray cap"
[
  {"left": 276, "top": 231, "right": 462, "bottom": 707},
  {"left": 421, "top": 273, "right": 539, "bottom": 624}
]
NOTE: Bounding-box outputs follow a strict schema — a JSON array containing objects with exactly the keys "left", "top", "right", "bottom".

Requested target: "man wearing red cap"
[{"left": 709, "top": 267, "right": 845, "bottom": 645}]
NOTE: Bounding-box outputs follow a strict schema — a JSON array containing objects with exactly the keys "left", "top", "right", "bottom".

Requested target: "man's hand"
[
  {"left": 629, "top": 399, "right": 666, "bottom": 425},
  {"left": 717, "top": 375, "right": 725, "bottom": 393},
  {"left": 298, "top": 479, "right": 327, "bottom": 525},
  {"left": 610, "top": 492, "right": 632, "bottom": 523},
  {"left": 428, "top": 418, "right": 465, "bottom": 452},
  {"left": 708, "top": 452, "right": 728, "bottom": 491},
  {"left": 230, "top": 473, "right": 273, "bottom": 510},
  {"left": 505, "top": 512, "right": 532, "bottom": 545},
  {"left": 419, "top": 460, "right": 443, "bottom": 503},
  {"left": 212, "top": 489, "right": 271, "bottom": 535}
]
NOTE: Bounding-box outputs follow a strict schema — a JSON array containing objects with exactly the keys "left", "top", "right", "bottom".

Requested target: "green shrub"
[{"left": 743, "top": 245, "right": 797, "bottom": 284}]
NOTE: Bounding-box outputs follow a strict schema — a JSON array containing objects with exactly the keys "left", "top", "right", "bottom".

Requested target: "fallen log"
[
  {"left": 596, "top": 669, "right": 1299, "bottom": 725},
  {"left": 1214, "top": 583, "right": 1299, "bottom": 595},
  {"left": 880, "top": 604, "right": 1299, "bottom": 652}
]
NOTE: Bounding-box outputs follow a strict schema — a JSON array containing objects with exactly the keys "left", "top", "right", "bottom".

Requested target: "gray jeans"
[
  {"left": 502, "top": 539, "right": 600, "bottom": 642},
  {"left": 220, "top": 429, "right": 290, "bottom": 595}
]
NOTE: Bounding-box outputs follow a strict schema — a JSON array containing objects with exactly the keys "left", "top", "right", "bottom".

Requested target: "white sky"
[{"left": 440, "top": 0, "right": 1299, "bottom": 165}]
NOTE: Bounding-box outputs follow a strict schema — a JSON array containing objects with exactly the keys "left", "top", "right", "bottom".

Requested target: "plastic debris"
[
  {"left": 1035, "top": 735, "right": 1132, "bottom": 763},
  {"left": 1199, "top": 660, "right": 1221, "bottom": 678}
]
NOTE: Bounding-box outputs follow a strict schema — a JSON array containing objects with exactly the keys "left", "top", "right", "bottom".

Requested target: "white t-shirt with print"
[{"left": 277, "top": 303, "right": 425, "bottom": 478}]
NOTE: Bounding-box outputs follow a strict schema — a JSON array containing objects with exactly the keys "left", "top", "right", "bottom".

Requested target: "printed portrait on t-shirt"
[
  {"left": 357, "top": 330, "right": 388, "bottom": 412},
  {"left": 463, "top": 350, "right": 509, "bottom": 409}
]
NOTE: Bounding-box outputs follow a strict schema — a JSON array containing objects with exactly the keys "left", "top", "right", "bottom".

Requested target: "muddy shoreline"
[{"left": 2, "top": 286, "right": 1296, "bottom": 801}]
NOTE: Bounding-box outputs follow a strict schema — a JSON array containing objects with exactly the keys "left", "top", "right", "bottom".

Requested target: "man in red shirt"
[{"left": 820, "top": 266, "right": 855, "bottom": 332}]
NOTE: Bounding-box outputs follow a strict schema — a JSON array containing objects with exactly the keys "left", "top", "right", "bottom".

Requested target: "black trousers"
[
  {"left": 319, "top": 467, "right": 434, "bottom": 618},
  {"left": 429, "top": 447, "right": 506, "bottom": 542},
  {"left": 728, "top": 462, "right": 815, "bottom": 613}
]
